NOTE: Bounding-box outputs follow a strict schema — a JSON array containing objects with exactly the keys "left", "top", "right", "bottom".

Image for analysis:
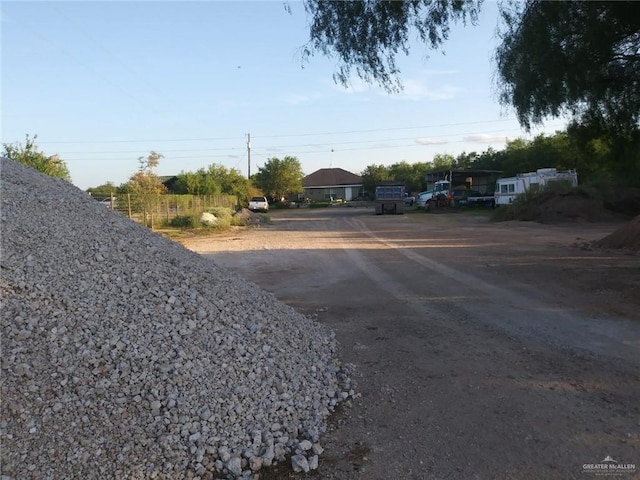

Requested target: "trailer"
[
  {"left": 375, "top": 181, "right": 406, "bottom": 215},
  {"left": 494, "top": 168, "right": 578, "bottom": 205}
]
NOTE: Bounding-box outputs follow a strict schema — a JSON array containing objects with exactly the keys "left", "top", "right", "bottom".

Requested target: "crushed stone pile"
[{"left": 0, "top": 158, "right": 353, "bottom": 479}]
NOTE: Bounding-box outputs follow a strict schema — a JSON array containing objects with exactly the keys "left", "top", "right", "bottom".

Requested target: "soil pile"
[
  {"left": 594, "top": 214, "right": 640, "bottom": 251},
  {"left": 537, "top": 190, "right": 625, "bottom": 224},
  {"left": 233, "top": 208, "right": 264, "bottom": 226}
]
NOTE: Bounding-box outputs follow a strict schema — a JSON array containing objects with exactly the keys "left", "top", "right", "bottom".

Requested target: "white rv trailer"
[{"left": 494, "top": 168, "right": 578, "bottom": 205}]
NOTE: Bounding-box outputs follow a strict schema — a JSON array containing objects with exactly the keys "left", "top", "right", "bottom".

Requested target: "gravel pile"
[{"left": 0, "top": 158, "right": 353, "bottom": 479}]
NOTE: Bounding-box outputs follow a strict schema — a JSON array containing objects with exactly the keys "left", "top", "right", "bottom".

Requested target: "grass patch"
[
  {"left": 309, "top": 201, "right": 331, "bottom": 208},
  {"left": 165, "top": 215, "right": 200, "bottom": 229}
]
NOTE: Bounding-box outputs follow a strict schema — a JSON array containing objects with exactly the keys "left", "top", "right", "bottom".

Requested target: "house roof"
[{"left": 302, "top": 168, "right": 362, "bottom": 188}]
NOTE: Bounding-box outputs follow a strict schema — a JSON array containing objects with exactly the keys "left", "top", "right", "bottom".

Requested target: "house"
[{"left": 302, "top": 168, "right": 364, "bottom": 202}]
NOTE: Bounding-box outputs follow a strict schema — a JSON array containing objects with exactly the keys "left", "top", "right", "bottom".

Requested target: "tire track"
[{"left": 342, "top": 216, "right": 640, "bottom": 366}]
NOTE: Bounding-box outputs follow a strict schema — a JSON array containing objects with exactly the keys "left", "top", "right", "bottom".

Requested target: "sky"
[{"left": 1, "top": 1, "right": 568, "bottom": 191}]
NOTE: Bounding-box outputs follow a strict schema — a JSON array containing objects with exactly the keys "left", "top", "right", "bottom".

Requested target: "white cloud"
[
  {"left": 282, "top": 93, "right": 311, "bottom": 105},
  {"left": 415, "top": 137, "right": 448, "bottom": 145},
  {"left": 463, "top": 134, "right": 512, "bottom": 144},
  {"left": 391, "top": 78, "right": 461, "bottom": 101}
]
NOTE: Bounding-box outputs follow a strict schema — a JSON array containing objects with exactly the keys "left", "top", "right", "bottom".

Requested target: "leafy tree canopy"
[
  {"left": 123, "top": 151, "right": 167, "bottom": 195},
  {"left": 302, "top": 1, "right": 639, "bottom": 135},
  {"left": 495, "top": 1, "right": 640, "bottom": 134},
  {"left": 360, "top": 164, "right": 391, "bottom": 197},
  {"left": 430, "top": 153, "right": 456, "bottom": 171},
  {"left": 388, "top": 161, "right": 431, "bottom": 193},
  {"left": 360, "top": 125, "right": 640, "bottom": 189},
  {"left": 301, "top": 0, "right": 481, "bottom": 92},
  {"left": 174, "top": 164, "right": 252, "bottom": 204},
  {"left": 253, "top": 156, "right": 304, "bottom": 202},
  {"left": 2, "top": 134, "right": 71, "bottom": 182}
]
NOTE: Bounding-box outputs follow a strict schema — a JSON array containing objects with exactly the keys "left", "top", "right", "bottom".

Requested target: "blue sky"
[{"left": 1, "top": 1, "right": 567, "bottom": 190}]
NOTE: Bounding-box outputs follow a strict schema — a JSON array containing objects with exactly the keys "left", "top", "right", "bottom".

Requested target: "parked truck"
[
  {"left": 416, "top": 180, "right": 451, "bottom": 210},
  {"left": 494, "top": 168, "right": 578, "bottom": 205},
  {"left": 374, "top": 182, "right": 406, "bottom": 215}
]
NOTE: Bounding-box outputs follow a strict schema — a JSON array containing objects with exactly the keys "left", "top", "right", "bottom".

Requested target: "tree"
[
  {"left": 302, "top": 1, "right": 639, "bottom": 137},
  {"left": 388, "top": 161, "right": 430, "bottom": 193},
  {"left": 565, "top": 124, "right": 640, "bottom": 186},
  {"left": 454, "top": 151, "right": 480, "bottom": 170},
  {"left": 360, "top": 164, "right": 390, "bottom": 198},
  {"left": 174, "top": 167, "right": 222, "bottom": 196},
  {"left": 495, "top": 1, "right": 640, "bottom": 133},
  {"left": 301, "top": 0, "right": 481, "bottom": 92},
  {"left": 219, "top": 167, "right": 253, "bottom": 205},
  {"left": 173, "top": 164, "right": 254, "bottom": 204},
  {"left": 430, "top": 153, "right": 456, "bottom": 171},
  {"left": 253, "top": 156, "right": 304, "bottom": 202},
  {"left": 126, "top": 151, "right": 167, "bottom": 195},
  {"left": 2, "top": 134, "right": 71, "bottom": 181}
]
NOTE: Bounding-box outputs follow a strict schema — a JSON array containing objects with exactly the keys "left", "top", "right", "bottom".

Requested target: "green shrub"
[
  {"left": 309, "top": 201, "right": 331, "bottom": 208},
  {"left": 231, "top": 214, "right": 249, "bottom": 226},
  {"left": 491, "top": 182, "right": 593, "bottom": 222},
  {"left": 204, "top": 207, "right": 234, "bottom": 229},
  {"left": 166, "top": 215, "right": 199, "bottom": 228}
]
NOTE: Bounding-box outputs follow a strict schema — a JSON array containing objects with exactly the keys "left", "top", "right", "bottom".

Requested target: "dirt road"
[{"left": 181, "top": 207, "right": 640, "bottom": 480}]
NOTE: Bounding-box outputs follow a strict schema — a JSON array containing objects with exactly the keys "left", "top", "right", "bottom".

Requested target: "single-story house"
[{"left": 302, "top": 168, "right": 364, "bottom": 202}]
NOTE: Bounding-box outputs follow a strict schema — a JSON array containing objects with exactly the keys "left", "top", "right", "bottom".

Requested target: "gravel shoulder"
[{"left": 181, "top": 207, "right": 640, "bottom": 480}]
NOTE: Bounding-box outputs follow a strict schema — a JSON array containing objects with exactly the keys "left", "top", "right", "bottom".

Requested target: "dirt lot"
[{"left": 180, "top": 207, "right": 640, "bottom": 480}]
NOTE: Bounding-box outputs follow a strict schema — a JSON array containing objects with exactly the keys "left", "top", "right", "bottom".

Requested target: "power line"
[
  {"left": 57, "top": 125, "right": 543, "bottom": 159},
  {"left": 34, "top": 117, "right": 558, "bottom": 146}
]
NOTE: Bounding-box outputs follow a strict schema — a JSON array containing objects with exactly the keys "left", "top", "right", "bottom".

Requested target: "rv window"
[{"left": 508, "top": 184, "right": 515, "bottom": 193}]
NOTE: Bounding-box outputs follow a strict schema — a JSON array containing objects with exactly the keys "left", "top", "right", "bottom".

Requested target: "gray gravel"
[{"left": 0, "top": 158, "right": 353, "bottom": 479}]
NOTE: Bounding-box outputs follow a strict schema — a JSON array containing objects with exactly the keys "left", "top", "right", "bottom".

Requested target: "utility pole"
[{"left": 246, "top": 133, "right": 251, "bottom": 178}]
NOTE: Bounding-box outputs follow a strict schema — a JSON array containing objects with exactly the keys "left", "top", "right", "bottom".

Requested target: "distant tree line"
[
  {"left": 86, "top": 153, "right": 304, "bottom": 207},
  {"left": 6, "top": 126, "right": 638, "bottom": 206},
  {"left": 360, "top": 127, "right": 640, "bottom": 197}
]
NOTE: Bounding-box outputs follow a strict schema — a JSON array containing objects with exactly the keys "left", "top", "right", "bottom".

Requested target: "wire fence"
[{"left": 95, "top": 193, "right": 238, "bottom": 228}]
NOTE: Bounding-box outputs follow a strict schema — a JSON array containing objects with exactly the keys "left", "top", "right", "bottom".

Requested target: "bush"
[
  {"left": 204, "top": 207, "right": 234, "bottom": 229},
  {"left": 309, "top": 201, "right": 331, "bottom": 208},
  {"left": 166, "top": 215, "right": 199, "bottom": 228},
  {"left": 231, "top": 213, "right": 250, "bottom": 226},
  {"left": 491, "top": 183, "right": 597, "bottom": 222}
]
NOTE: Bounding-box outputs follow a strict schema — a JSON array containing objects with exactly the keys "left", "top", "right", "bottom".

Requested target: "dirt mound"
[
  {"left": 233, "top": 207, "right": 265, "bottom": 226},
  {"left": 537, "top": 190, "right": 625, "bottom": 224},
  {"left": 595, "top": 214, "right": 640, "bottom": 251}
]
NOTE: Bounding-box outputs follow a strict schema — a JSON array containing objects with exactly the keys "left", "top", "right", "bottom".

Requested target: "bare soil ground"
[{"left": 180, "top": 207, "right": 640, "bottom": 480}]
